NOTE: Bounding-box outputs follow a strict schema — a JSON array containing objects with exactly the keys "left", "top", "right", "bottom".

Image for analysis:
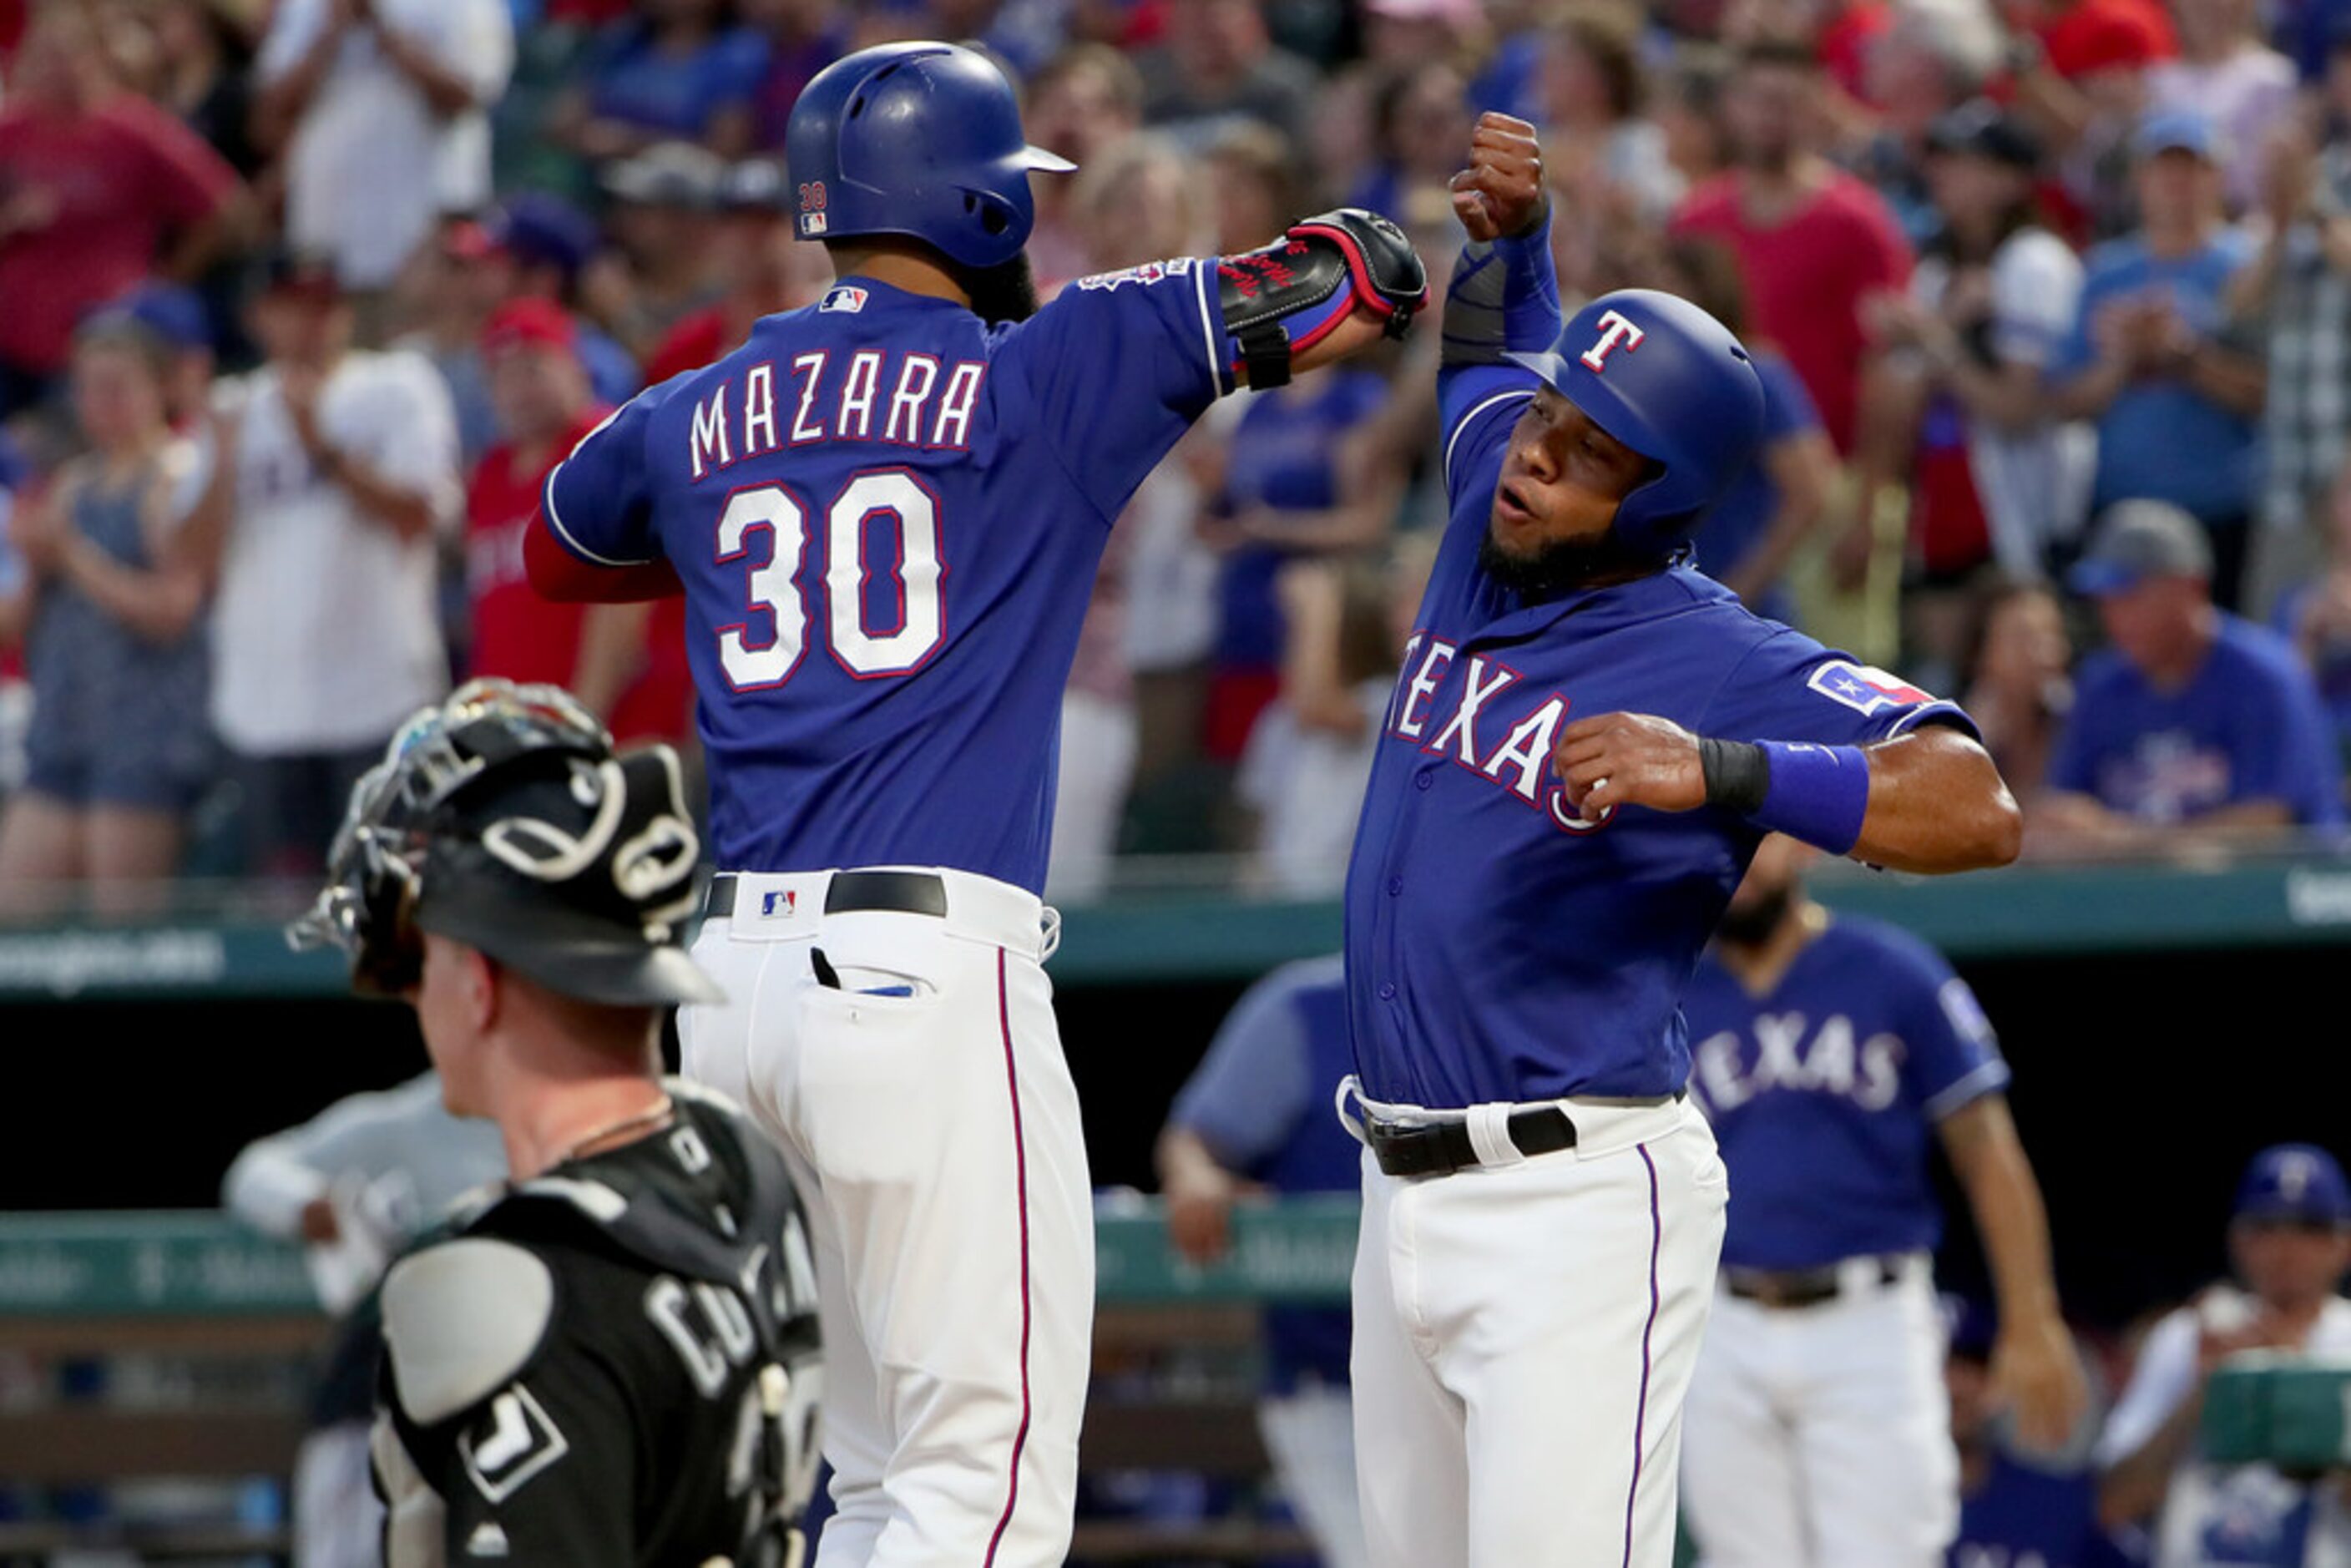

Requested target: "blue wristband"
[{"left": 1752, "top": 741, "right": 1871, "bottom": 855}]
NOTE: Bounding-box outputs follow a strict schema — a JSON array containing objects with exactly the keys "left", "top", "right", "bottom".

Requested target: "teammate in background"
[
  {"left": 525, "top": 41, "right": 1426, "bottom": 1567},
  {"left": 223, "top": 1073, "right": 507, "bottom": 1568},
  {"left": 2097, "top": 1146, "right": 2351, "bottom": 1567},
  {"left": 1157, "top": 954, "right": 1370, "bottom": 1568},
  {"left": 1340, "top": 113, "right": 2019, "bottom": 1568},
  {"left": 1944, "top": 1298, "right": 2139, "bottom": 1568},
  {"left": 290, "top": 679, "right": 822, "bottom": 1567},
  {"left": 1676, "top": 833, "right": 2086, "bottom": 1566}
]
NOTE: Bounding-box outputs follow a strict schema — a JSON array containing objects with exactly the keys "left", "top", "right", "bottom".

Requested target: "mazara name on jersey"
[{"left": 682, "top": 349, "right": 990, "bottom": 481}]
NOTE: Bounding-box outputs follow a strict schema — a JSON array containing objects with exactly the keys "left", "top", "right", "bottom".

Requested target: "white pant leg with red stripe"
[
  {"left": 681, "top": 867, "right": 1092, "bottom": 1568},
  {"left": 1349, "top": 1098, "right": 1727, "bottom": 1568}
]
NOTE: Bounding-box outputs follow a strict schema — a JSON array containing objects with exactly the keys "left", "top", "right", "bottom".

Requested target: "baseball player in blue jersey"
[
  {"left": 523, "top": 42, "right": 1427, "bottom": 1568},
  {"left": 1337, "top": 114, "right": 2022, "bottom": 1568},
  {"left": 1676, "top": 833, "right": 2086, "bottom": 1567}
]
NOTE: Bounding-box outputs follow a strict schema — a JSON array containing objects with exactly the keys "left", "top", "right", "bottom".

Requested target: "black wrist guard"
[
  {"left": 1218, "top": 207, "right": 1429, "bottom": 389},
  {"left": 1699, "top": 736, "right": 1770, "bottom": 815}
]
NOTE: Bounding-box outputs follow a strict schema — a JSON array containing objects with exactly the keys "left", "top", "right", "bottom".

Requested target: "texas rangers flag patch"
[{"left": 1807, "top": 660, "right": 1933, "bottom": 716}]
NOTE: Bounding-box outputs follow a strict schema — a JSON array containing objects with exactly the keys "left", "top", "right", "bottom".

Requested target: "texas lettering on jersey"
[{"left": 1385, "top": 633, "right": 1611, "bottom": 832}]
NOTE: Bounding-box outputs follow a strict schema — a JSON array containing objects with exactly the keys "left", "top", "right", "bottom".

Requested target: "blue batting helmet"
[
  {"left": 785, "top": 42, "right": 1075, "bottom": 271},
  {"left": 1505, "top": 289, "right": 1767, "bottom": 557}
]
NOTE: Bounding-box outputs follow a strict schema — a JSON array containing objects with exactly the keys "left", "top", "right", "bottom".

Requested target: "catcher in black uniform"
[{"left": 292, "top": 678, "right": 822, "bottom": 1567}]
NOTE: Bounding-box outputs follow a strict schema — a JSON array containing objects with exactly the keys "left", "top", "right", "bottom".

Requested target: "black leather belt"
[
  {"left": 1723, "top": 1257, "right": 1904, "bottom": 1309},
  {"left": 1363, "top": 1107, "right": 1578, "bottom": 1178},
  {"left": 704, "top": 871, "right": 948, "bottom": 921}
]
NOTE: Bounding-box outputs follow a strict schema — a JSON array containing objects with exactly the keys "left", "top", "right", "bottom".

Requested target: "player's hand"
[
  {"left": 1990, "top": 1313, "right": 2089, "bottom": 1453},
  {"left": 1165, "top": 1164, "right": 1252, "bottom": 1266},
  {"left": 299, "top": 1196, "right": 343, "bottom": 1245},
  {"left": 1450, "top": 113, "right": 1548, "bottom": 244},
  {"left": 1551, "top": 712, "right": 1708, "bottom": 820}
]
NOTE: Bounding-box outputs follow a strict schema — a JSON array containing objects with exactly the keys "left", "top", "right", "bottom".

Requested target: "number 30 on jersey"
[{"left": 714, "top": 468, "right": 945, "bottom": 690}]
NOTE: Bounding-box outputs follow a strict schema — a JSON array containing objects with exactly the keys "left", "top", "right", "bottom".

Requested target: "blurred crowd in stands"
[{"left": 5, "top": 0, "right": 2351, "bottom": 920}]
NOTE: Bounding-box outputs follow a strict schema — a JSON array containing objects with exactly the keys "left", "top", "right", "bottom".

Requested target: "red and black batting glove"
[{"left": 1219, "top": 208, "right": 1430, "bottom": 388}]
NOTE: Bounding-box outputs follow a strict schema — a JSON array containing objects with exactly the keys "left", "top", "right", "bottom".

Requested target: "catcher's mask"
[{"left": 289, "top": 679, "right": 723, "bottom": 1008}]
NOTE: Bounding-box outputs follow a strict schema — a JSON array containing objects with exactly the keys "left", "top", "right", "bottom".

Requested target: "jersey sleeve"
[
  {"left": 378, "top": 1348, "right": 639, "bottom": 1568},
  {"left": 1168, "top": 968, "right": 1316, "bottom": 1172},
  {"left": 1701, "top": 628, "right": 1981, "bottom": 748},
  {"left": 1003, "top": 260, "right": 1229, "bottom": 521},
  {"left": 2094, "top": 1307, "right": 2202, "bottom": 1469},
  {"left": 1881, "top": 935, "right": 2011, "bottom": 1120},
  {"left": 540, "top": 387, "right": 664, "bottom": 568}
]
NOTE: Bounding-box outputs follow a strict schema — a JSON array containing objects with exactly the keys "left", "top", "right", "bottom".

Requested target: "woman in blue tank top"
[{"left": 0, "top": 316, "right": 212, "bottom": 917}]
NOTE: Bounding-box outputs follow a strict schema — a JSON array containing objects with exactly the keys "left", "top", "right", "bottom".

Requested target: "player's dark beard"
[
  {"left": 1716, "top": 883, "right": 1796, "bottom": 949},
  {"left": 955, "top": 254, "right": 1040, "bottom": 326},
  {"left": 1478, "top": 524, "right": 1662, "bottom": 601}
]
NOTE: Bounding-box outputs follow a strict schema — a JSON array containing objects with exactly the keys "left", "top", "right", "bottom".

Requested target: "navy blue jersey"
[
  {"left": 1167, "top": 953, "right": 1359, "bottom": 1393},
  {"left": 1681, "top": 915, "right": 2010, "bottom": 1270},
  {"left": 1342, "top": 358, "right": 1975, "bottom": 1110},
  {"left": 543, "top": 264, "right": 1231, "bottom": 889},
  {"left": 1949, "top": 1454, "right": 2144, "bottom": 1568}
]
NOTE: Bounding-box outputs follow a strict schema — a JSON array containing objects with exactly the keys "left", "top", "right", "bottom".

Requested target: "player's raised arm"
[
  {"left": 1441, "top": 114, "right": 1563, "bottom": 372},
  {"left": 1216, "top": 209, "right": 1430, "bottom": 387},
  {"left": 1552, "top": 711, "right": 2022, "bottom": 873}
]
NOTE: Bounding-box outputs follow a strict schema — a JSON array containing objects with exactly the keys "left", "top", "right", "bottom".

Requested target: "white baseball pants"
[
  {"left": 1348, "top": 1093, "right": 1728, "bottom": 1568},
  {"left": 682, "top": 867, "right": 1091, "bottom": 1568},
  {"left": 1680, "top": 1256, "right": 1955, "bottom": 1568}
]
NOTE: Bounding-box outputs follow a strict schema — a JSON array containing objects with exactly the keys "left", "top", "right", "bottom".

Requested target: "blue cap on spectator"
[
  {"left": 486, "top": 195, "right": 602, "bottom": 285},
  {"left": 2066, "top": 499, "right": 2212, "bottom": 596},
  {"left": 112, "top": 283, "right": 213, "bottom": 353},
  {"left": 2136, "top": 107, "right": 2222, "bottom": 163},
  {"left": 2234, "top": 1145, "right": 2351, "bottom": 1226}
]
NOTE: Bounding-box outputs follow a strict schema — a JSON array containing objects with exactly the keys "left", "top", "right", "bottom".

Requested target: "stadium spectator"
[
  {"left": 1657, "top": 43, "right": 1734, "bottom": 190},
  {"left": 463, "top": 299, "right": 643, "bottom": 708},
  {"left": 1673, "top": 39, "right": 1915, "bottom": 456},
  {"left": 0, "top": 316, "right": 210, "bottom": 918},
  {"left": 113, "top": 282, "right": 220, "bottom": 437},
  {"left": 2036, "top": 500, "right": 2343, "bottom": 851},
  {"left": 1236, "top": 544, "right": 1428, "bottom": 898},
  {"left": 1854, "top": 0, "right": 2007, "bottom": 248},
  {"left": 251, "top": 0, "right": 513, "bottom": 305},
  {"left": 480, "top": 194, "right": 645, "bottom": 407},
  {"left": 1646, "top": 234, "right": 1835, "bottom": 625},
  {"left": 1133, "top": 0, "right": 1318, "bottom": 149},
  {"left": 641, "top": 158, "right": 832, "bottom": 383},
  {"left": 2230, "top": 50, "right": 2351, "bottom": 620},
  {"left": 221, "top": 1071, "right": 506, "bottom": 1568},
  {"left": 1962, "top": 580, "right": 2076, "bottom": 801},
  {"left": 1158, "top": 953, "right": 1369, "bottom": 1568},
  {"left": 1021, "top": 43, "right": 1146, "bottom": 286},
  {"left": 1206, "top": 118, "right": 1302, "bottom": 254},
  {"left": 0, "top": 1, "right": 241, "bottom": 422},
  {"left": 392, "top": 220, "right": 508, "bottom": 464},
  {"left": 589, "top": 139, "right": 726, "bottom": 362},
  {"left": 2050, "top": 110, "right": 2264, "bottom": 610},
  {"left": 1537, "top": 3, "right": 1681, "bottom": 221},
  {"left": 1945, "top": 1297, "right": 2136, "bottom": 1568},
  {"left": 2096, "top": 1144, "right": 2351, "bottom": 1563},
  {"left": 1851, "top": 101, "right": 2092, "bottom": 689},
  {"left": 2007, "top": 0, "right": 2173, "bottom": 243},
  {"left": 744, "top": 0, "right": 848, "bottom": 150},
  {"left": 1361, "top": 0, "right": 1488, "bottom": 75},
  {"left": 2144, "top": 0, "right": 2294, "bottom": 215},
  {"left": 148, "top": 0, "right": 260, "bottom": 178},
  {"left": 1348, "top": 57, "right": 1474, "bottom": 227},
  {"left": 551, "top": 0, "right": 766, "bottom": 162},
  {"left": 191, "top": 252, "right": 461, "bottom": 879}
]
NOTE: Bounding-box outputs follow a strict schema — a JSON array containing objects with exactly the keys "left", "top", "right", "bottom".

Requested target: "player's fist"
[
  {"left": 1450, "top": 113, "right": 1547, "bottom": 244},
  {"left": 1552, "top": 711, "right": 1708, "bottom": 820},
  {"left": 1991, "top": 1313, "right": 2089, "bottom": 1454}
]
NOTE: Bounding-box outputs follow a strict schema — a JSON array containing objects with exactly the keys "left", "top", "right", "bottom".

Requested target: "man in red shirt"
[
  {"left": 464, "top": 300, "right": 652, "bottom": 718},
  {"left": 1671, "top": 39, "right": 1915, "bottom": 454},
  {"left": 0, "top": 3, "right": 240, "bottom": 418}
]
